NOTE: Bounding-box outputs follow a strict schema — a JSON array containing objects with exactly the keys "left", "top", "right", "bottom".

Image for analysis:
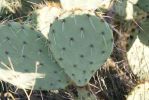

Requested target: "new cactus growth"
[
  {"left": 49, "top": 11, "right": 113, "bottom": 86},
  {"left": 0, "top": 22, "right": 70, "bottom": 90}
]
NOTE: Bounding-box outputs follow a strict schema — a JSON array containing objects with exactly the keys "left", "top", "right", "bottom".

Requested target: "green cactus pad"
[
  {"left": 137, "top": 0, "right": 149, "bottom": 12},
  {"left": 113, "top": 0, "right": 127, "bottom": 17},
  {"left": 138, "top": 18, "right": 149, "bottom": 46},
  {"left": 0, "top": 22, "right": 70, "bottom": 90},
  {"left": 113, "top": 0, "right": 137, "bottom": 20},
  {"left": 49, "top": 14, "right": 113, "bottom": 86}
]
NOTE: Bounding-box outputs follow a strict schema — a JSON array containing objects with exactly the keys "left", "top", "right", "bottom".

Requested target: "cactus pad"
[
  {"left": 138, "top": 18, "right": 149, "bottom": 46},
  {"left": 0, "top": 22, "right": 70, "bottom": 90},
  {"left": 137, "top": 0, "right": 149, "bottom": 12},
  {"left": 113, "top": 0, "right": 127, "bottom": 17},
  {"left": 49, "top": 13, "right": 113, "bottom": 86},
  {"left": 113, "top": 0, "right": 137, "bottom": 20}
]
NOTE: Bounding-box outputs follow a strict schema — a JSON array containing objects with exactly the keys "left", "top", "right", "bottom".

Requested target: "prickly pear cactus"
[
  {"left": 133, "top": 6, "right": 147, "bottom": 21},
  {"left": 127, "top": 82, "right": 149, "bottom": 100},
  {"left": 138, "top": 18, "right": 149, "bottom": 46},
  {"left": 127, "top": 18, "right": 149, "bottom": 80},
  {"left": 113, "top": 0, "right": 127, "bottom": 17},
  {"left": 113, "top": 0, "right": 137, "bottom": 20},
  {"left": 137, "top": 0, "right": 149, "bottom": 12},
  {"left": 0, "top": 22, "right": 70, "bottom": 90},
  {"left": 49, "top": 11, "right": 113, "bottom": 86}
]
